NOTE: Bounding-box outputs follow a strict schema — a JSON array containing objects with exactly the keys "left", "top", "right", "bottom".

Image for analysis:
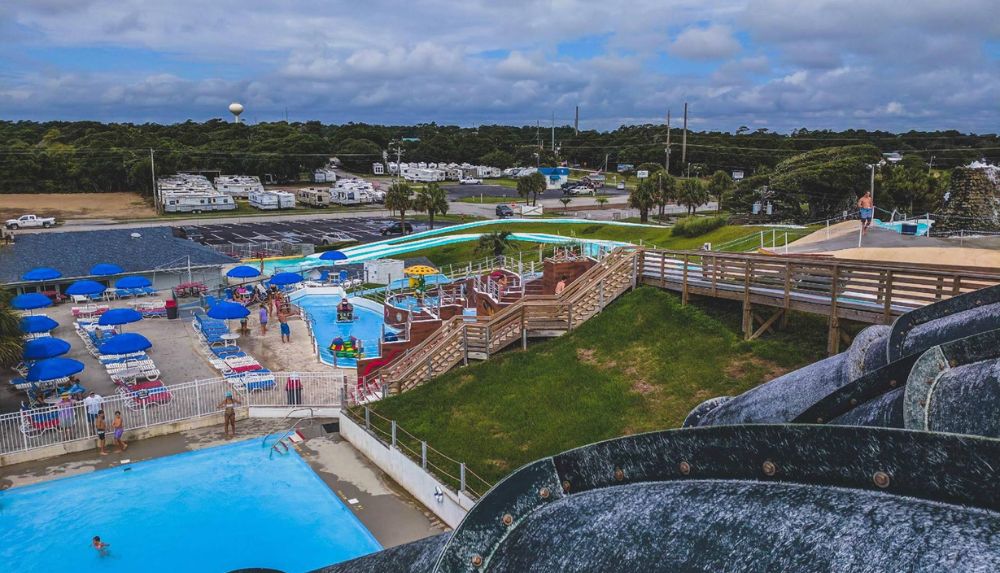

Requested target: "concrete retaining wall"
[{"left": 339, "top": 414, "right": 474, "bottom": 528}]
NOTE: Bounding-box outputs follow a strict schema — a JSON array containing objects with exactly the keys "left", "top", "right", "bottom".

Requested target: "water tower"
[{"left": 228, "top": 102, "right": 244, "bottom": 124}]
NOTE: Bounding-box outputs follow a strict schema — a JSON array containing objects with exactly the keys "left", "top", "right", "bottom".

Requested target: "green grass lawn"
[{"left": 362, "top": 287, "right": 829, "bottom": 486}]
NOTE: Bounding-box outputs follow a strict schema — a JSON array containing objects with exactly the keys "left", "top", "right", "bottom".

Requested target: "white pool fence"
[{"left": 0, "top": 372, "right": 349, "bottom": 457}]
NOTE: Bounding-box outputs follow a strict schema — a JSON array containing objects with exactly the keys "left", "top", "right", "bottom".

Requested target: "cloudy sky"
[{"left": 1, "top": 0, "right": 998, "bottom": 132}]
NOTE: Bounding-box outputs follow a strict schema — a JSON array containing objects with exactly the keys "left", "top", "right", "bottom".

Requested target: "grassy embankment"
[{"left": 362, "top": 286, "right": 829, "bottom": 487}]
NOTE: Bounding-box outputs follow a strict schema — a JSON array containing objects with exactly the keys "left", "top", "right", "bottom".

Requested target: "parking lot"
[{"left": 178, "top": 217, "right": 451, "bottom": 246}]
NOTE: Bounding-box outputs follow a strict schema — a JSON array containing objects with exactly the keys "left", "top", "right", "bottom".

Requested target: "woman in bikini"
[{"left": 217, "top": 392, "right": 242, "bottom": 438}]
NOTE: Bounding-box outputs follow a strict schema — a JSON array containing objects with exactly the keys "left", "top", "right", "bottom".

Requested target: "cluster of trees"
[
  {"left": 384, "top": 182, "right": 450, "bottom": 231},
  {"left": 1, "top": 120, "right": 995, "bottom": 202},
  {"left": 626, "top": 164, "right": 715, "bottom": 222}
]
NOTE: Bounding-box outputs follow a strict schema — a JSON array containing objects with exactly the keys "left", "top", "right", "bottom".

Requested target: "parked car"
[
  {"left": 379, "top": 221, "right": 414, "bottom": 236},
  {"left": 5, "top": 214, "right": 55, "bottom": 229},
  {"left": 564, "top": 186, "right": 595, "bottom": 196},
  {"left": 496, "top": 205, "right": 515, "bottom": 219},
  {"left": 616, "top": 181, "right": 626, "bottom": 190},
  {"left": 459, "top": 178, "right": 482, "bottom": 185}
]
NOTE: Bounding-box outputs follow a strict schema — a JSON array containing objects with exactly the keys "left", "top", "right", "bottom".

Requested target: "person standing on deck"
[
  {"left": 259, "top": 304, "right": 269, "bottom": 335},
  {"left": 278, "top": 310, "right": 291, "bottom": 343},
  {"left": 858, "top": 191, "right": 874, "bottom": 234}
]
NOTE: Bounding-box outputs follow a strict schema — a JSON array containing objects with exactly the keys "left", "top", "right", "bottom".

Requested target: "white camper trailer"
[
  {"left": 158, "top": 174, "right": 237, "bottom": 213},
  {"left": 296, "top": 187, "right": 332, "bottom": 207},
  {"left": 248, "top": 189, "right": 295, "bottom": 210},
  {"left": 214, "top": 175, "right": 264, "bottom": 198}
]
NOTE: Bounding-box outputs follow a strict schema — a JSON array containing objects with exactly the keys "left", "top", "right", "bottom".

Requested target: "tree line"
[{"left": 0, "top": 120, "right": 996, "bottom": 199}]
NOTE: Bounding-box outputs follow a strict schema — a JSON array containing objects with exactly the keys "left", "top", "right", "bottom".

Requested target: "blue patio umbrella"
[
  {"left": 26, "top": 357, "right": 84, "bottom": 382},
  {"left": 22, "top": 267, "right": 62, "bottom": 281},
  {"left": 20, "top": 315, "right": 59, "bottom": 334},
  {"left": 98, "top": 308, "right": 143, "bottom": 326},
  {"left": 98, "top": 332, "right": 152, "bottom": 355},
  {"left": 208, "top": 301, "right": 250, "bottom": 320},
  {"left": 90, "top": 263, "right": 124, "bottom": 276},
  {"left": 23, "top": 337, "right": 71, "bottom": 360},
  {"left": 319, "top": 250, "right": 347, "bottom": 261},
  {"left": 227, "top": 265, "right": 261, "bottom": 279},
  {"left": 12, "top": 293, "right": 53, "bottom": 310},
  {"left": 269, "top": 272, "right": 304, "bottom": 286},
  {"left": 115, "top": 275, "right": 152, "bottom": 289},
  {"left": 65, "top": 280, "right": 106, "bottom": 296}
]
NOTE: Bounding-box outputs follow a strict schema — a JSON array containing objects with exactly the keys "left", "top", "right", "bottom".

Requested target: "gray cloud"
[{"left": 0, "top": 0, "right": 997, "bottom": 131}]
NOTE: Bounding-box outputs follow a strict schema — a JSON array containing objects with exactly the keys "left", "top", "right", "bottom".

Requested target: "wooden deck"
[{"left": 639, "top": 249, "right": 1000, "bottom": 353}]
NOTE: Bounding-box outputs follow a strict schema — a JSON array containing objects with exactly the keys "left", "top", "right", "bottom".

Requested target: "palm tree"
[
  {"left": 475, "top": 231, "right": 513, "bottom": 262},
  {"left": 559, "top": 196, "right": 572, "bottom": 210},
  {"left": 629, "top": 179, "right": 657, "bottom": 223},
  {"left": 677, "top": 178, "right": 710, "bottom": 215},
  {"left": 414, "top": 183, "right": 449, "bottom": 229},
  {"left": 0, "top": 292, "right": 23, "bottom": 368},
  {"left": 707, "top": 170, "right": 734, "bottom": 214},
  {"left": 595, "top": 196, "right": 609, "bottom": 208},
  {"left": 385, "top": 182, "right": 414, "bottom": 234},
  {"left": 653, "top": 172, "right": 676, "bottom": 219},
  {"left": 517, "top": 172, "right": 547, "bottom": 206}
]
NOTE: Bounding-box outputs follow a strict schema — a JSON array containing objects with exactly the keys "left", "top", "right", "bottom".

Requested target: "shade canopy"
[
  {"left": 23, "top": 337, "right": 71, "bottom": 360},
  {"left": 90, "top": 263, "right": 125, "bottom": 276},
  {"left": 114, "top": 275, "right": 152, "bottom": 289},
  {"left": 227, "top": 265, "right": 262, "bottom": 279},
  {"left": 65, "top": 280, "right": 106, "bottom": 296},
  {"left": 319, "top": 250, "right": 348, "bottom": 261},
  {"left": 12, "top": 293, "right": 53, "bottom": 310},
  {"left": 269, "top": 272, "right": 304, "bottom": 286},
  {"left": 20, "top": 315, "right": 59, "bottom": 334},
  {"left": 98, "top": 308, "right": 143, "bottom": 326},
  {"left": 207, "top": 301, "right": 250, "bottom": 320},
  {"left": 26, "top": 357, "right": 84, "bottom": 382},
  {"left": 98, "top": 332, "right": 152, "bottom": 355},
  {"left": 404, "top": 265, "right": 439, "bottom": 276},
  {"left": 22, "top": 267, "right": 62, "bottom": 281}
]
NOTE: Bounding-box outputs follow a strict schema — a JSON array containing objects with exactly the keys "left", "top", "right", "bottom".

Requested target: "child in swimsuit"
[
  {"left": 92, "top": 536, "right": 110, "bottom": 556},
  {"left": 95, "top": 410, "right": 107, "bottom": 456}
]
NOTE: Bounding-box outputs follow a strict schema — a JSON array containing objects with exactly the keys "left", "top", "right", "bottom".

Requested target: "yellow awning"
[{"left": 404, "top": 265, "right": 439, "bottom": 276}]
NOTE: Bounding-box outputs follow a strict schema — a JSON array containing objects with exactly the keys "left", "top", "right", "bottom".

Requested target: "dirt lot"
[{"left": 0, "top": 192, "right": 156, "bottom": 221}]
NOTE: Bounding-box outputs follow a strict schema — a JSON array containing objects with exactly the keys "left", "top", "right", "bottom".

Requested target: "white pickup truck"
[{"left": 5, "top": 214, "right": 56, "bottom": 229}]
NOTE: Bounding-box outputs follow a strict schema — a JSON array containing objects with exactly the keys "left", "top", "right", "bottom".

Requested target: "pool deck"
[{"left": 0, "top": 418, "right": 445, "bottom": 549}]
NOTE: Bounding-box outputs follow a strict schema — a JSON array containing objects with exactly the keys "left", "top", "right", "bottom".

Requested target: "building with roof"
[{"left": 0, "top": 227, "right": 235, "bottom": 291}]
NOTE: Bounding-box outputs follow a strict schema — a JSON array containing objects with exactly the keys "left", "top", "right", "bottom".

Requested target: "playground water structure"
[
  {"left": 254, "top": 218, "right": 643, "bottom": 274},
  {"left": 0, "top": 439, "right": 380, "bottom": 573},
  {"left": 290, "top": 287, "right": 395, "bottom": 368}
]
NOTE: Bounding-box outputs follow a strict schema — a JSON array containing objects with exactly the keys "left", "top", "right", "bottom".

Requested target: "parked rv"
[
  {"left": 248, "top": 189, "right": 295, "bottom": 210},
  {"left": 295, "top": 187, "right": 332, "bottom": 208}
]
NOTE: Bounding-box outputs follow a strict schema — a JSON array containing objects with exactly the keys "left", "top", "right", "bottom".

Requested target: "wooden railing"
[
  {"left": 376, "top": 248, "right": 640, "bottom": 393},
  {"left": 639, "top": 249, "right": 1000, "bottom": 353}
]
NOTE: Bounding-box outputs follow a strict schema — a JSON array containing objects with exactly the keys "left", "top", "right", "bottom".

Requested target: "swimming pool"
[
  {"left": 293, "top": 294, "right": 393, "bottom": 367},
  {"left": 874, "top": 218, "right": 933, "bottom": 236},
  {"left": 0, "top": 439, "right": 380, "bottom": 573}
]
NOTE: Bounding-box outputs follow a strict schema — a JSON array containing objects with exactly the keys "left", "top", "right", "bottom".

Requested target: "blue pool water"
[
  {"left": 0, "top": 440, "right": 380, "bottom": 573},
  {"left": 390, "top": 295, "right": 441, "bottom": 313},
  {"left": 294, "top": 296, "right": 393, "bottom": 367},
  {"left": 873, "top": 218, "right": 932, "bottom": 236}
]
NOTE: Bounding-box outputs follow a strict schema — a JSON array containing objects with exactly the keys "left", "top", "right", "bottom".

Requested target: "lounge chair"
[
  {"left": 227, "top": 369, "right": 276, "bottom": 392},
  {"left": 19, "top": 408, "right": 60, "bottom": 437}
]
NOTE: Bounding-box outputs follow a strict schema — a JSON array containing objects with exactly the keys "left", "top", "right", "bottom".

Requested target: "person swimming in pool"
[
  {"left": 217, "top": 391, "right": 242, "bottom": 438},
  {"left": 92, "top": 536, "right": 110, "bottom": 556}
]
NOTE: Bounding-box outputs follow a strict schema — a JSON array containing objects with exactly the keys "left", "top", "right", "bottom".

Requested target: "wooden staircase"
[{"left": 373, "top": 248, "right": 640, "bottom": 394}]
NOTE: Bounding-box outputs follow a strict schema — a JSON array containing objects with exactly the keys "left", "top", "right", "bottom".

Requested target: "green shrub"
[{"left": 671, "top": 216, "right": 727, "bottom": 237}]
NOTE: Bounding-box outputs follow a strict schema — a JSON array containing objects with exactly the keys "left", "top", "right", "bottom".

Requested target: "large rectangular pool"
[{"left": 0, "top": 439, "right": 381, "bottom": 572}]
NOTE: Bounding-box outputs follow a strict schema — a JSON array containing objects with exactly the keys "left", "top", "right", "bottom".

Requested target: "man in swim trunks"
[
  {"left": 278, "top": 311, "right": 291, "bottom": 343},
  {"left": 111, "top": 411, "right": 128, "bottom": 452},
  {"left": 858, "top": 191, "right": 874, "bottom": 234},
  {"left": 92, "top": 536, "right": 110, "bottom": 556},
  {"left": 217, "top": 391, "right": 242, "bottom": 438},
  {"left": 95, "top": 410, "right": 108, "bottom": 455}
]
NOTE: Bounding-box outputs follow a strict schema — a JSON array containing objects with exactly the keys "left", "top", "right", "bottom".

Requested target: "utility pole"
[
  {"left": 550, "top": 111, "right": 555, "bottom": 153},
  {"left": 574, "top": 106, "right": 579, "bottom": 135},
  {"left": 869, "top": 164, "right": 876, "bottom": 204},
  {"left": 536, "top": 120, "right": 540, "bottom": 149},
  {"left": 149, "top": 148, "right": 159, "bottom": 214},
  {"left": 390, "top": 140, "right": 403, "bottom": 187},
  {"left": 928, "top": 155, "right": 935, "bottom": 176},
  {"left": 681, "top": 102, "right": 688, "bottom": 168},
  {"left": 665, "top": 109, "right": 671, "bottom": 173}
]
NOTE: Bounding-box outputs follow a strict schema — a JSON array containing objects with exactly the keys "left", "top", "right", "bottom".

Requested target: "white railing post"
[
  {"left": 391, "top": 420, "right": 397, "bottom": 448},
  {"left": 365, "top": 406, "right": 371, "bottom": 430},
  {"left": 195, "top": 381, "right": 202, "bottom": 416},
  {"left": 460, "top": 462, "right": 467, "bottom": 492},
  {"left": 422, "top": 441, "right": 428, "bottom": 469}
]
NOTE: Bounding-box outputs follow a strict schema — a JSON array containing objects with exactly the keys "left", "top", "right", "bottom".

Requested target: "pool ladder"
[{"left": 265, "top": 409, "right": 317, "bottom": 458}]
